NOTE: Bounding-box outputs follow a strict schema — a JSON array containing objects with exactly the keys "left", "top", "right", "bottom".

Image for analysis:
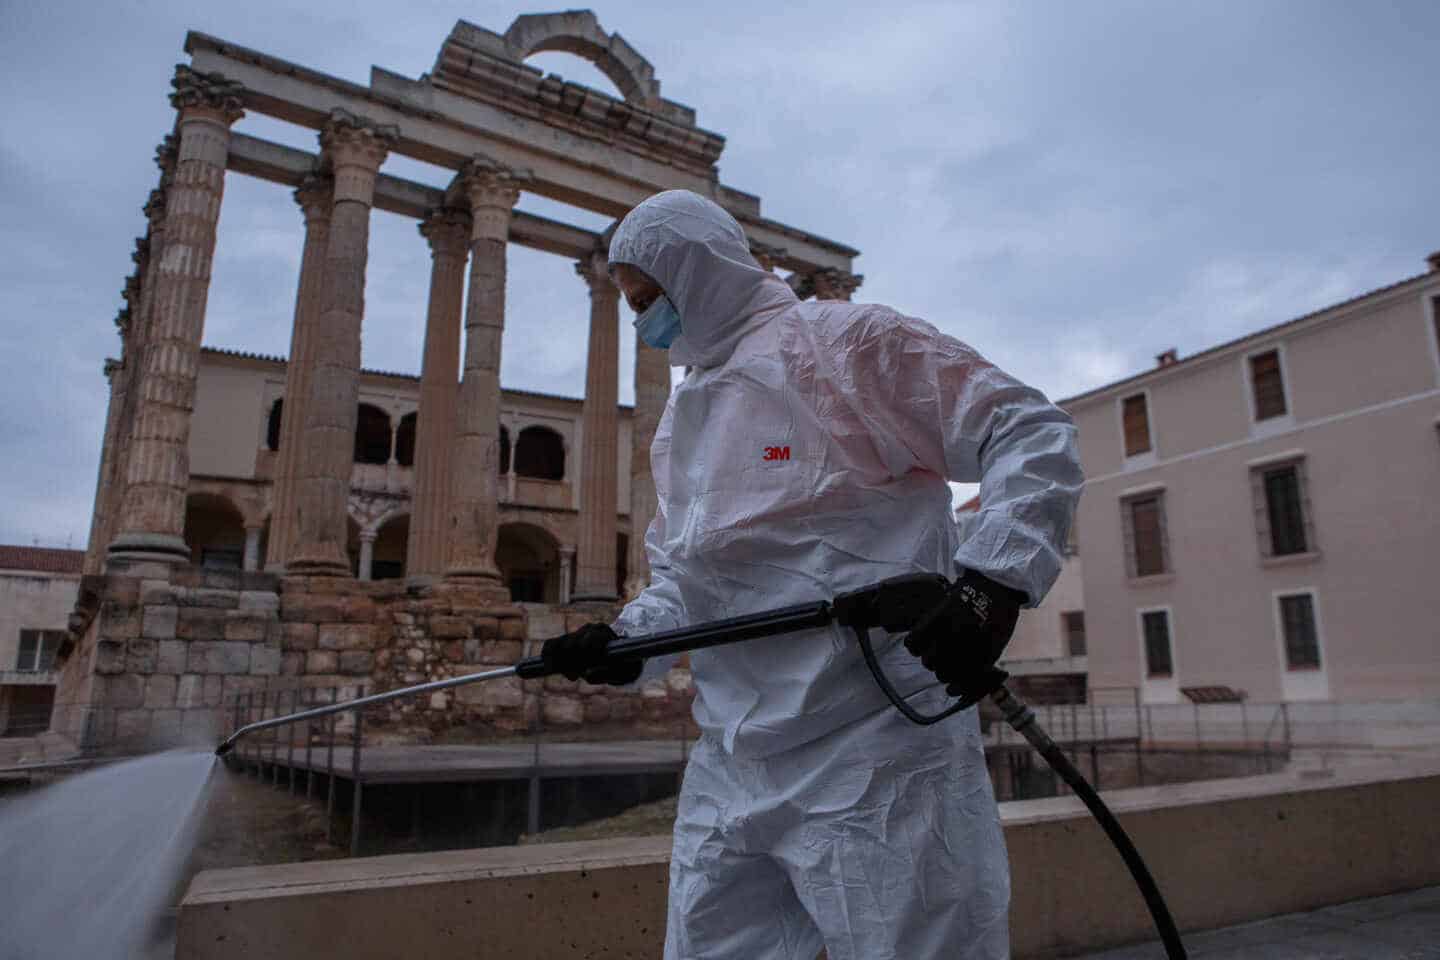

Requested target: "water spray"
[{"left": 214, "top": 574, "right": 1188, "bottom": 957}]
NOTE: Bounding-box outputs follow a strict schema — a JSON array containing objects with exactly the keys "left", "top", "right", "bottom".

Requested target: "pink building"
[{"left": 1062, "top": 255, "right": 1440, "bottom": 703}]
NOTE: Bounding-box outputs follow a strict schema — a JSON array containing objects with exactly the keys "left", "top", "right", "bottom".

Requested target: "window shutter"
[
  {"left": 1296, "top": 459, "right": 1317, "bottom": 553},
  {"left": 1156, "top": 493, "right": 1172, "bottom": 574},
  {"left": 1249, "top": 350, "right": 1287, "bottom": 419},
  {"left": 1122, "top": 395, "right": 1151, "bottom": 456},
  {"left": 1120, "top": 498, "right": 1137, "bottom": 578},
  {"left": 1250, "top": 467, "right": 1271, "bottom": 557},
  {"left": 17, "top": 630, "right": 38, "bottom": 671}
]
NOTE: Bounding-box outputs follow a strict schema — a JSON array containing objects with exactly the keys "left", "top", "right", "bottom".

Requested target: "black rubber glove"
[
  {"left": 540, "top": 622, "right": 643, "bottom": 686},
  {"left": 903, "top": 569, "right": 1027, "bottom": 709}
]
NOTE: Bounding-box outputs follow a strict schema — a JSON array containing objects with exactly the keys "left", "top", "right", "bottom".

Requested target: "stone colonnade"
[{"left": 92, "top": 64, "right": 862, "bottom": 600}]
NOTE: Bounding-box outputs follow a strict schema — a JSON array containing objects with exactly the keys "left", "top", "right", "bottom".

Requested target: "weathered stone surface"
[
  {"left": 250, "top": 644, "right": 282, "bottom": 676},
  {"left": 306, "top": 651, "right": 339, "bottom": 674},
  {"left": 479, "top": 640, "right": 523, "bottom": 665},
  {"left": 280, "top": 623, "right": 318, "bottom": 651},
  {"left": 126, "top": 637, "right": 159, "bottom": 673},
  {"left": 238, "top": 590, "right": 280, "bottom": 612},
  {"left": 145, "top": 674, "right": 178, "bottom": 709},
  {"left": 203, "top": 675, "right": 225, "bottom": 707},
  {"left": 95, "top": 640, "right": 127, "bottom": 674},
  {"left": 456, "top": 675, "right": 522, "bottom": 708},
  {"left": 526, "top": 611, "right": 566, "bottom": 640},
  {"left": 157, "top": 639, "right": 188, "bottom": 675},
  {"left": 220, "top": 675, "right": 267, "bottom": 701},
  {"left": 187, "top": 641, "right": 252, "bottom": 675},
  {"left": 188, "top": 588, "right": 240, "bottom": 609},
  {"left": 319, "top": 624, "right": 376, "bottom": 651},
  {"left": 428, "top": 691, "right": 449, "bottom": 710},
  {"left": 544, "top": 675, "right": 578, "bottom": 693},
  {"left": 405, "top": 648, "right": 425, "bottom": 666},
  {"left": 499, "top": 617, "right": 526, "bottom": 642},
  {"left": 583, "top": 697, "right": 612, "bottom": 723},
  {"left": 201, "top": 569, "right": 242, "bottom": 592},
  {"left": 542, "top": 695, "right": 583, "bottom": 725},
  {"left": 281, "top": 652, "right": 303, "bottom": 676},
  {"left": 102, "top": 605, "right": 141, "bottom": 640},
  {"left": 430, "top": 616, "right": 471, "bottom": 639},
  {"left": 115, "top": 708, "right": 151, "bottom": 744},
  {"left": 339, "top": 651, "right": 373, "bottom": 675},
  {"left": 104, "top": 674, "right": 145, "bottom": 709},
  {"left": 223, "top": 614, "right": 268, "bottom": 642},
  {"left": 608, "top": 698, "right": 637, "bottom": 721},
  {"left": 102, "top": 576, "right": 142, "bottom": 606},
  {"left": 177, "top": 607, "right": 226, "bottom": 641},
  {"left": 176, "top": 674, "right": 205, "bottom": 709},
  {"left": 141, "top": 604, "right": 179, "bottom": 640},
  {"left": 442, "top": 641, "right": 465, "bottom": 662},
  {"left": 280, "top": 595, "right": 346, "bottom": 623},
  {"left": 141, "top": 579, "right": 178, "bottom": 605}
]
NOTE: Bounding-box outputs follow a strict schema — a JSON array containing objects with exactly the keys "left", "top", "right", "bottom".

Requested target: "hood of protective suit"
[{"left": 608, "top": 190, "right": 798, "bottom": 368}]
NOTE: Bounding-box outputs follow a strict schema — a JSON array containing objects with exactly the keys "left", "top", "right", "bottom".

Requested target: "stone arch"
[
  {"left": 503, "top": 10, "right": 660, "bottom": 108},
  {"left": 183, "top": 492, "right": 246, "bottom": 569},
  {"left": 514, "top": 425, "right": 565, "bottom": 481},
  {"left": 371, "top": 512, "right": 409, "bottom": 581},
  {"left": 496, "top": 521, "right": 562, "bottom": 603}
]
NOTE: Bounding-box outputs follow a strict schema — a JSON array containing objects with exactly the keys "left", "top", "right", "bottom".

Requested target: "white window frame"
[
  {"left": 1116, "top": 388, "right": 1157, "bottom": 469},
  {"left": 1242, "top": 342, "right": 1295, "bottom": 437},
  {"left": 1137, "top": 605, "right": 1179, "bottom": 703},
  {"left": 1272, "top": 588, "right": 1330, "bottom": 701},
  {"left": 1425, "top": 291, "right": 1440, "bottom": 386}
]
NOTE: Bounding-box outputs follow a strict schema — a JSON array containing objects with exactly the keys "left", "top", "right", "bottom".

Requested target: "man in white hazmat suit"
[{"left": 542, "top": 189, "right": 1083, "bottom": 959}]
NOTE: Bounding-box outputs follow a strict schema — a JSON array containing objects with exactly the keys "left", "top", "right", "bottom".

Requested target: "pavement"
[{"left": 1077, "top": 885, "right": 1440, "bottom": 959}]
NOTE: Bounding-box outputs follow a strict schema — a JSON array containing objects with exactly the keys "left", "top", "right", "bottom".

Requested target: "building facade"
[
  {"left": 0, "top": 547, "right": 82, "bottom": 737},
  {"left": 1064, "top": 258, "right": 1440, "bottom": 703}
]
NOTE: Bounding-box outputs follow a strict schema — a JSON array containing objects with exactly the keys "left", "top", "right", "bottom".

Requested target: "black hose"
[{"left": 989, "top": 687, "right": 1188, "bottom": 959}]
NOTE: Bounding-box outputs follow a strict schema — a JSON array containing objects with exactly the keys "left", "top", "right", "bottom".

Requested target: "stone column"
[
  {"left": 405, "top": 207, "right": 471, "bottom": 580},
  {"left": 84, "top": 357, "right": 127, "bottom": 574},
  {"left": 109, "top": 69, "right": 243, "bottom": 565},
  {"left": 571, "top": 250, "right": 621, "bottom": 602},
  {"left": 265, "top": 175, "right": 333, "bottom": 571},
  {"left": 242, "top": 525, "right": 263, "bottom": 572},
  {"left": 445, "top": 158, "right": 525, "bottom": 582},
  {"left": 358, "top": 533, "right": 376, "bottom": 582},
  {"left": 626, "top": 335, "right": 672, "bottom": 599},
  {"left": 559, "top": 546, "right": 575, "bottom": 605},
  {"left": 288, "top": 110, "right": 396, "bottom": 576}
]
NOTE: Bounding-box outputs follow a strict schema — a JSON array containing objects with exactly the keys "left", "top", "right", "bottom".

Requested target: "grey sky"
[{"left": 1, "top": 1, "right": 1436, "bottom": 548}]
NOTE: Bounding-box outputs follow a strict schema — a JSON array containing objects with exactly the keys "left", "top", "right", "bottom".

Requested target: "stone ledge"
[{"left": 177, "top": 762, "right": 1440, "bottom": 959}]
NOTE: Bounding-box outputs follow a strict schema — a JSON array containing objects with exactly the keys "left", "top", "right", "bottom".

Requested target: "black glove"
[
  {"left": 903, "top": 569, "right": 1027, "bottom": 708},
  {"left": 540, "top": 622, "right": 643, "bottom": 686}
]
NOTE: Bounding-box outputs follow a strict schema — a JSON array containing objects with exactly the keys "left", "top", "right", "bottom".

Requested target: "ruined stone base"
[{"left": 54, "top": 563, "right": 695, "bottom": 755}]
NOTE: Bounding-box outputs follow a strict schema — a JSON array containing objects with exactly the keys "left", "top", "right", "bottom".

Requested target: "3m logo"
[{"left": 762, "top": 446, "right": 791, "bottom": 461}]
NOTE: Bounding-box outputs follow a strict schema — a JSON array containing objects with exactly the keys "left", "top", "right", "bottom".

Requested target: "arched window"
[
  {"left": 266, "top": 399, "right": 283, "bottom": 452},
  {"left": 395, "top": 412, "right": 417, "bottom": 467},
  {"left": 499, "top": 426, "right": 511, "bottom": 475},
  {"left": 354, "top": 404, "right": 392, "bottom": 465},
  {"left": 514, "top": 426, "right": 565, "bottom": 481}
]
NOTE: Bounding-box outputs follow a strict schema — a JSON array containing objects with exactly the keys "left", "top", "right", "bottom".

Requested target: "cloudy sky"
[{"left": 1, "top": 1, "right": 1436, "bottom": 549}]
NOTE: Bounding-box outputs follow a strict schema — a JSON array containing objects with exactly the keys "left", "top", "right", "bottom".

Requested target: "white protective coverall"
[{"left": 608, "top": 190, "right": 1083, "bottom": 960}]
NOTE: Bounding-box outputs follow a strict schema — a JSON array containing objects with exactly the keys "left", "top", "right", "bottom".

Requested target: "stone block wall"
[{"left": 55, "top": 564, "right": 697, "bottom": 754}]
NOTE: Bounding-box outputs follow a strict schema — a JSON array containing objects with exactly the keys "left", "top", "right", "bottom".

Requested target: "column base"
[
  {"left": 569, "top": 590, "right": 620, "bottom": 604},
  {"left": 107, "top": 532, "right": 190, "bottom": 566}
]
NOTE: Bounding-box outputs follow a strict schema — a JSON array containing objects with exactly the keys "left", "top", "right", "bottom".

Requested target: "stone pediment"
[{"left": 430, "top": 10, "right": 723, "bottom": 174}]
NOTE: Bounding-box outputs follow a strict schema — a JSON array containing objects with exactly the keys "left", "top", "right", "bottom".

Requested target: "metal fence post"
[
  {"left": 286, "top": 684, "right": 297, "bottom": 794},
  {"left": 304, "top": 685, "right": 315, "bottom": 800},
  {"left": 350, "top": 686, "right": 365, "bottom": 858},
  {"left": 325, "top": 686, "right": 338, "bottom": 843}
]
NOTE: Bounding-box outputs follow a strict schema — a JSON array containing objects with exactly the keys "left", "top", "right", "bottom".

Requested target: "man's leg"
[
  {"left": 775, "top": 708, "right": 1010, "bottom": 960},
  {"left": 665, "top": 739, "right": 825, "bottom": 960}
]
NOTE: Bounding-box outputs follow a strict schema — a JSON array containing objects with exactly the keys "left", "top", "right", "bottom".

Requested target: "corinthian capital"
[
  {"left": 575, "top": 249, "right": 616, "bottom": 298},
  {"left": 143, "top": 189, "right": 167, "bottom": 231},
  {"left": 418, "top": 206, "right": 472, "bottom": 256},
  {"left": 293, "top": 173, "right": 334, "bottom": 223},
  {"left": 169, "top": 65, "right": 245, "bottom": 123},
  {"left": 749, "top": 242, "right": 787, "bottom": 272},
  {"left": 812, "top": 267, "right": 863, "bottom": 302},
  {"left": 320, "top": 110, "right": 397, "bottom": 203},
  {"left": 453, "top": 154, "right": 529, "bottom": 241}
]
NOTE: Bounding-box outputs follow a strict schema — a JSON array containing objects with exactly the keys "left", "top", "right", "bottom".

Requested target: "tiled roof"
[
  {"left": 0, "top": 545, "right": 84, "bottom": 575},
  {"left": 1059, "top": 267, "right": 1437, "bottom": 407},
  {"left": 199, "top": 346, "right": 635, "bottom": 409},
  {"left": 955, "top": 494, "right": 981, "bottom": 514}
]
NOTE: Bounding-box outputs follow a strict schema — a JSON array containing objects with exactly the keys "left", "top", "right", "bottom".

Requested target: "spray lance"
[{"left": 214, "top": 573, "right": 1188, "bottom": 958}]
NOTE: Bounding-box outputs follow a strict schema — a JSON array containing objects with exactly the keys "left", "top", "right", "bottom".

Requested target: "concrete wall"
[
  {"left": 1007, "top": 555, "right": 1084, "bottom": 663},
  {"left": 177, "top": 761, "right": 1440, "bottom": 959},
  {"left": 0, "top": 570, "right": 78, "bottom": 671},
  {"left": 1068, "top": 276, "right": 1440, "bottom": 703}
]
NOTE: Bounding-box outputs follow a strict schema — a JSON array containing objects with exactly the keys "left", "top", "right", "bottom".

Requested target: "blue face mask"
[{"left": 634, "top": 295, "right": 682, "bottom": 349}]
